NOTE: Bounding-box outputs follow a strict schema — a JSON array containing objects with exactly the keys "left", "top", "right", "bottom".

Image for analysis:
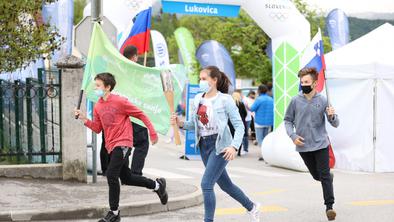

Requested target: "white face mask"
[{"left": 199, "top": 80, "right": 211, "bottom": 93}]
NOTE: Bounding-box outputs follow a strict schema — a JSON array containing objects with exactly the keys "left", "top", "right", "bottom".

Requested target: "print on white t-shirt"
[{"left": 197, "top": 96, "right": 219, "bottom": 137}]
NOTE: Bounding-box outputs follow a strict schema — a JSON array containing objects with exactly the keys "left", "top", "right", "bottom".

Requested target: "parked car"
[{"left": 238, "top": 87, "right": 258, "bottom": 97}]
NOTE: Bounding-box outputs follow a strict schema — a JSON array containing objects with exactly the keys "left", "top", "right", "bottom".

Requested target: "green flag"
[
  {"left": 174, "top": 27, "right": 199, "bottom": 84},
  {"left": 83, "top": 23, "right": 187, "bottom": 135}
]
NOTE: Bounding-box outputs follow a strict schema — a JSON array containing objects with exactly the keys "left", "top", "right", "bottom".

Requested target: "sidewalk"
[
  {"left": 0, "top": 176, "right": 202, "bottom": 221},
  {"left": 0, "top": 134, "right": 201, "bottom": 221}
]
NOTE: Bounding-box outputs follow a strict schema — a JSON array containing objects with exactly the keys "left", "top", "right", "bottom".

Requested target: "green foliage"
[
  {"left": 0, "top": 0, "right": 64, "bottom": 73},
  {"left": 153, "top": 11, "right": 272, "bottom": 84},
  {"left": 151, "top": 1, "right": 332, "bottom": 84},
  {"left": 74, "top": 0, "right": 87, "bottom": 25},
  {"left": 348, "top": 17, "right": 394, "bottom": 41},
  {"left": 293, "top": 0, "right": 332, "bottom": 52},
  {"left": 149, "top": 1, "right": 337, "bottom": 85}
]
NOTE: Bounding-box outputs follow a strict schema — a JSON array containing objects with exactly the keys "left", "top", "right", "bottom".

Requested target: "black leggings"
[{"left": 106, "top": 147, "right": 155, "bottom": 211}]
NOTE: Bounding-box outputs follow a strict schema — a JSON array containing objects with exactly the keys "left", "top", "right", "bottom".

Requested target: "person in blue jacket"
[{"left": 250, "top": 84, "right": 274, "bottom": 161}]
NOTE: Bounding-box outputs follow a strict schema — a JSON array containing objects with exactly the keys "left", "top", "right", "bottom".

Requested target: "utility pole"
[
  {"left": 91, "top": 0, "right": 103, "bottom": 23},
  {"left": 90, "top": 0, "right": 102, "bottom": 183}
]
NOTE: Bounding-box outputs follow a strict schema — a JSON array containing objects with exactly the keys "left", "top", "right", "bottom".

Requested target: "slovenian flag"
[
  {"left": 119, "top": 3, "right": 152, "bottom": 55},
  {"left": 300, "top": 29, "right": 326, "bottom": 92}
]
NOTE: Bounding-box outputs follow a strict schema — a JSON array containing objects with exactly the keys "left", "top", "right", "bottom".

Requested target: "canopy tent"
[
  {"left": 325, "top": 23, "right": 394, "bottom": 172},
  {"left": 261, "top": 23, "right": 394, "bottom": 173}
]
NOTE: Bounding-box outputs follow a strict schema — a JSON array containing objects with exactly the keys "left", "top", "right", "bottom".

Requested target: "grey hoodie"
[{"left": 284, "top": 92, "right": 339, "bottom": 152}]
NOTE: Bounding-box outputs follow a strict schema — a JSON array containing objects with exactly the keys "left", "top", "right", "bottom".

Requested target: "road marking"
[
  {"left": 143, "top": 168, "right": 192, "bottom": 179},
  {"left": 228, "top": 167, "right": 289, "bottom": 177},
  {"left": 216, "top": 205, "right": 288, "bottom": 216},
  {"left": 253, "top": 189, "right": 286, "bottom": 196},
  {"left": 177, "top": 167, "right": 243, "bottom": 178},
  {"left": 350, "top": 200, "right": 394, "bottom": 206},
  {"left": 333, "top": 169, "right": 372, "bottom": 175}
]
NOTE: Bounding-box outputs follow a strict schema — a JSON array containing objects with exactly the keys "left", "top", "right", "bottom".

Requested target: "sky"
[{"left": 303, "top": 0, "right": 394, "bottom": 14}]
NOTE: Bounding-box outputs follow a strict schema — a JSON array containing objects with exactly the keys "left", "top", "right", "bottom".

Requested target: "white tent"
[{"left": 325, "top": 23, "right": 394, "bottom": 172}]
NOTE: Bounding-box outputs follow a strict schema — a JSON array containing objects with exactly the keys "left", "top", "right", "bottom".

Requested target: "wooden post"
[{"left": 143, "top": 51, "right": 148, "bottom": 66}]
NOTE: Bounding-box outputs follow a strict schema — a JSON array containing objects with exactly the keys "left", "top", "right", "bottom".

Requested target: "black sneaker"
[
  {"left": 98, "top": 211, "right": 120, "bottom": 222},
  {"left": 154, "top": 178, "right": 168, "bottom": 205}
]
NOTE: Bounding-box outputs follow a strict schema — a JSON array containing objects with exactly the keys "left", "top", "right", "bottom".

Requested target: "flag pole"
[
  {"left": 323, "top": 69, "right": 331, "bottom": 106},
  {"left": 143, "top": 51, "right": 147, "bottom": 66},
  {"left": 143, "top": 6, "right": 151, "bottom": 67}
]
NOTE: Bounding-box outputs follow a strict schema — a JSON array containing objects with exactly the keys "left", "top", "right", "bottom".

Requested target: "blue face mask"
[
  {"left": 94, "top": 89, "right": 105, "bottom": 97},
  {"left": 199, "top": 80, "right": 211, "bottom": 93}
]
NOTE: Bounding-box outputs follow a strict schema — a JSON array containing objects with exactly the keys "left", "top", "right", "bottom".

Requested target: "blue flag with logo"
[
  {"left": 196, "top": 40, "right": 236, "bottom": 93},
  {"left": 326, "top": 9, "right": 350, "bottom": 50}
]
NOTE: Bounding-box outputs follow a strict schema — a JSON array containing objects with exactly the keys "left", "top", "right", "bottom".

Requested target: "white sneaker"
[
  {"left": 248, "top": 202, "right": 261, "bottom": 222},
  {"left": 241, "top": 149, "right": 247, "bottom": 156}
]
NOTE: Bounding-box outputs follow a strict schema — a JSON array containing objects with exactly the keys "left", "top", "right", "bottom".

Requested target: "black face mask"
[{"left": 301, "top": 85, "right": 313, "bottom": 94}]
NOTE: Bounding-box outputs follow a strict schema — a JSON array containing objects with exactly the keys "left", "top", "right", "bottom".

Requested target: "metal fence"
[{"left": 0, "top": 68, "right": 62, "bottom": 164}]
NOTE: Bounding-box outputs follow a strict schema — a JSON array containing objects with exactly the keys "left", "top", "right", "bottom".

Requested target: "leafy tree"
[
  {"left": 153, "top": 1, "right": 335, "bottom": 84},
  {"left": 294, "top": 0, "right": 332, "bottom": 52},
  {"left": 74, "top": 0, "right": 87, "bottom": 25},
  {"left": 0, "top": 0, "right": 63, "bottom": 73},
  {"left": 153, "top": 11, "right": 272, "bottom": 84}
]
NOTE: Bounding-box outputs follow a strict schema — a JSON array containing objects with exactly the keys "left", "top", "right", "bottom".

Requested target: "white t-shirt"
[
  {"left": 197, "top": 95, "right": 219, "bottom": 137},
  {"left": 244, "top": 97, "right": 255, "bottom": 121}
]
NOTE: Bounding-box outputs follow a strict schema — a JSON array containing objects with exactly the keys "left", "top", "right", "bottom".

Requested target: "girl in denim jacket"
[{"left": 171, "top": 66, "right": 260, "bottom": 222}]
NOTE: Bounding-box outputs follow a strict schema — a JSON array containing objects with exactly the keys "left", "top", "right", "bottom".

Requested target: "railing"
[{"left": 0, "top": 68, "right": 62, "bottom": 164}]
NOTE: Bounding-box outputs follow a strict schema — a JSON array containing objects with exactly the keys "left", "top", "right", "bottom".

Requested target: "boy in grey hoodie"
[{"left": 284, "top": 67, "right": 339, "bottom": 221}]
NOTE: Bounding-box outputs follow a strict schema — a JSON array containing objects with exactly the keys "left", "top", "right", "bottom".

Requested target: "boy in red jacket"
[{"left": 75, "top": 72, "right": 168, "bottom": 222}]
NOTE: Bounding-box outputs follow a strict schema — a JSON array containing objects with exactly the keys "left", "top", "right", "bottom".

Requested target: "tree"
[
  {"left": 152, "top": 1, "right": 331, "bottom": 83},
  {"left": 0, "top": 0, "right": 63, "bottom": 73},
  {"left": 293, "top": 0, "right": 332, "bottom": 52},
  {"left": 152, "top": 11, "right": 272, "bottom": 84},
  {"left": 74, "top": 0, "right": 87, "bottom": 25},
  {"left": 210, "top": 11, "right": 272, "bottom": 83}
]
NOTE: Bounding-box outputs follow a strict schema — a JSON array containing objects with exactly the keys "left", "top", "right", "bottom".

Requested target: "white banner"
[
  {"left": 242, "top": 0, "right": 310, "bottom": 41},
  {"left": 151, "top": 30, "right": 170, "bottom": 67},
  {"left": 241, "top": 0, "right": 310, "bottom": 171}
]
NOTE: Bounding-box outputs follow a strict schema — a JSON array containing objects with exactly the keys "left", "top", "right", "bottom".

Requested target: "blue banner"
[
  {"left": 42, "top": 0, "right": 73, "bottom": 65},
  {"left": 162, "top": 1, "right": 240, "bottom": 17},
  {"left": 326, "top": 9, "right": 350, "bottom": 50},
  {"left": 265, "top": 40, "right": 273, "bottom": 61},
  {"left": 184, "top": 84, "right": 201, "bottom": 160},
  {"left": 196, "top": 40, "right": 236, "bottom": 93}
]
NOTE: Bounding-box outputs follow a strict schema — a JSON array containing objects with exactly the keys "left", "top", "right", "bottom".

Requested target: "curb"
[{"left": 0, "top": 186, "right": 203, "bottom": 221}]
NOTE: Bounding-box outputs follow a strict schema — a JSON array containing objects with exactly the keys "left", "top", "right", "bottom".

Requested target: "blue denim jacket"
[{"left": 183, "top": 92, "right": 245, "bottom": 155}]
